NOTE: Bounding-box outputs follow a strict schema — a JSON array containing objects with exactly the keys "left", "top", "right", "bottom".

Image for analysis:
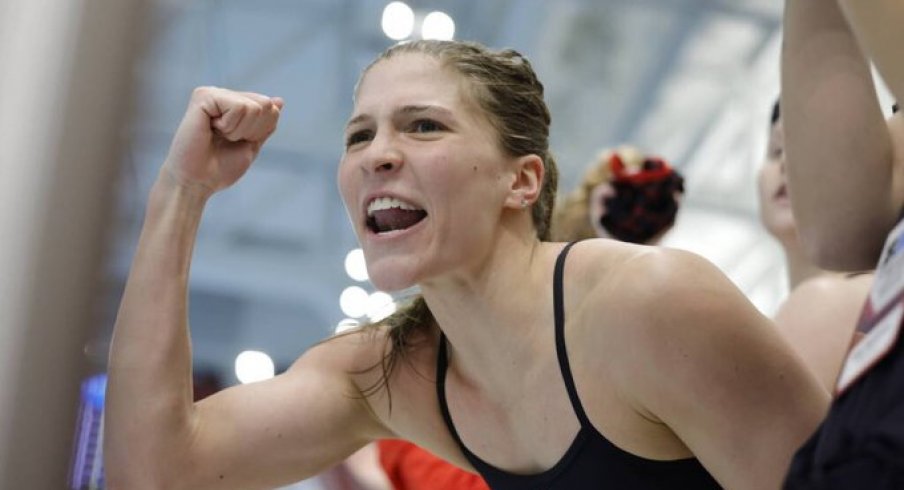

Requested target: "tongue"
[{"left": 373, "top": 208, "right": 427, "bottom": 232}]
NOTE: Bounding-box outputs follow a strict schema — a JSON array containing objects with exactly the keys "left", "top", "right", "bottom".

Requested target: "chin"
[
  {"left": 765, "top": 220, "right": 798, "bottom": 243},
  {"left": 366, "top": 260, "right": 420, "bottom": 292}
]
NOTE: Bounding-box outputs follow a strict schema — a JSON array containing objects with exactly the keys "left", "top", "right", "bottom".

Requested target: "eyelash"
[
  {"left": 410, "top": 119, "right": 445, "bottom": 133},
  {"left": 345, "top": 119, "right": 447, "bottom": 148},
  {"left": 346, "top": 130, "right": 373, "bottom": 147}
]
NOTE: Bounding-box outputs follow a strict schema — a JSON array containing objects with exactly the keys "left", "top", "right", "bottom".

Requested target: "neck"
[
  {"left": 781, "top": 235, "right": 824, "bottom": 289},
  {"left": 421, "top": 230, "right": 552, "bottom": 391}
]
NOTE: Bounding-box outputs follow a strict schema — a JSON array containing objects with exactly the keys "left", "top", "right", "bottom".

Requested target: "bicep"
[{"left": 181, "top": 344, "right": 391, "bottom": 489}]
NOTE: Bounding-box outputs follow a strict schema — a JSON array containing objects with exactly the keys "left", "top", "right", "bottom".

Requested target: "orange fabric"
[{"left": 378, "top": 439, "right": 490, "bottom": 490}]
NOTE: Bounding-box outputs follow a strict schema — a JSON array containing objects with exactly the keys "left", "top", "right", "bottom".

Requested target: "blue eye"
[{"left": 412, "top": 119, "right": 443, "bottom": 133}]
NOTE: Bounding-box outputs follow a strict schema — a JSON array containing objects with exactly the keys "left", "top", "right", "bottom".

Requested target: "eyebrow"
[
  {"left": 399, "top": 104, "right": 452, "bottom": 117},
  {"left": 345, "top": 114, "right": 370, "bottom": 130},
  {"left": 345, "top": 104, "right": 454, "bottom": 130}
]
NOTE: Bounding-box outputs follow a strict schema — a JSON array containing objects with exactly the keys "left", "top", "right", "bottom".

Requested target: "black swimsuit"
[{"left": 436, "top": 242, "right": 722, "bottom": 489}]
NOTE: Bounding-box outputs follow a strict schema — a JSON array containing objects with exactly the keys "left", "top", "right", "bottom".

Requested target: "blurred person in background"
[
  {"left": 782, "top": 0, "right": 904, "bottom": 486},
  {"left": 552, "top": 145, "right": 684, "bottom": 245},
  {"left": 756, "top": 101, "right": 872, "bottom": 392}
]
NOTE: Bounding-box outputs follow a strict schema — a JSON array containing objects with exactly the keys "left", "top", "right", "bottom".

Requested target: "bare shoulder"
[
  {"left": 238, "top": 324, "right": 397, "bottom": 427},
  {"left": 787, "top": 272, "right": 873, "bottom": 304},
  {"left": 292, "top": 320, "right": 451, "bottom": 438},
  {"left": 289, "top": 321, "right": 438, "bottom": 407},
  {"left": 559, "top": 238, "right": 677, "bottom": 299},
  {"left": 275, "top": 324, "right": 400, "bottom": 431},
  {"left": 292, "top": 324, "right": 393, "bottom": 375},
  {"left": 775, "top": 272, "right": 873, "bottom": 389},
  {"left": 566, "top": 240, "right": 752, "bottom": 329},
  {"left": 563, "top": 240, "right": 773, "bottom": 389},
  {"left": 777, "top": 272, "right": 873, "bottom": 328}
]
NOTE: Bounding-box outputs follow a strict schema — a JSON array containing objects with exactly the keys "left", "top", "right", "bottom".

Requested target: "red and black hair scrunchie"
[{"left": 599, "top": 154, "right": 685, "bottom": 244}]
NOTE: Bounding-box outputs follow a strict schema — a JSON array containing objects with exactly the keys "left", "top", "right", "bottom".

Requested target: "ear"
[{"left": 503, "top": 154, "right": 544, "bottom": 209}]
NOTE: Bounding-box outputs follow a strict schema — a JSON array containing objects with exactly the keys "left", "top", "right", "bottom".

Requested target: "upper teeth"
[{"left": 367, "top": 197, "right": 420, "bottom": 216}]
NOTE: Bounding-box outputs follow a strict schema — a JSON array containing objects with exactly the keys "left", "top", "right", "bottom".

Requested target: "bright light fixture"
[
  {"left": 421, "top": 11, "right": 455, "bottom": 40},
  {"left": 366, "top": 291, "right": 396, "bottom": 322},
  {"left": 382, "top": 2, "right": 415, "bottom": 40},
  {"left": 344, "top": 248, "right": 369, "bottom": 282},
  {"left": 340, "top": 285, "right": 370, "bottom": 318},
  {"left": 234, "top": 350, "right": 275, "bottom": 384}
]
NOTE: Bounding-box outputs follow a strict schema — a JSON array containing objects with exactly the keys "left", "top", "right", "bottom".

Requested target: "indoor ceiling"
[{"left": 102, "top": 0, "right": 789, "bottom": 379}]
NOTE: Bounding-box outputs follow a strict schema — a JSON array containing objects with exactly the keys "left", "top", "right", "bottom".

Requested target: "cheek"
[
  {"left": 756, "top": 175, "right": 768, "bottom": 201},
  {"left": 336, "top": 159, "right": 357, "bottom": 207},
  {"left": 757, "top": 166, "right": 776, "bottom": 194},
  {"left": 422, "top": 153, "right": 471, "bottom": 193}
]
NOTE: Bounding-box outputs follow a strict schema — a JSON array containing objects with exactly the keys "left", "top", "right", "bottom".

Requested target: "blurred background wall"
[{"left": 0, "top": 0, "right": 147, "bottom": 487}]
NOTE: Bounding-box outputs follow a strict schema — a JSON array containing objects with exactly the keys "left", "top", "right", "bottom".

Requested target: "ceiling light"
[
  {"left": 422, "top": 11, "right": 455, "bottom": 40},
  {"left": 382, "top": 2, "right": 415, "bottom": 41}
]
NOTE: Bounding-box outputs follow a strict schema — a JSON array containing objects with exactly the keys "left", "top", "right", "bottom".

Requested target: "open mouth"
[{"left": 366, "top": 196, "right": 428, "bottom": 234}]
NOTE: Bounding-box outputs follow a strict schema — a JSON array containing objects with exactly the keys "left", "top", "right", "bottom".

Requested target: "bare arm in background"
[
  {"left": 104, "top": 88, "right": 390, "bottom": 490},
  {"left": 837, "top": 0, "right": 904, "bottom": 107},
  {"left": 781, "top": 0, "right": 904, "bottom": 270}
]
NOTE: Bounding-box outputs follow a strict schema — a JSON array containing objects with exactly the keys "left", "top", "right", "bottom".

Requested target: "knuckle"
[{"left": 192, "top": 86, "right": 215, "bottom": 98}]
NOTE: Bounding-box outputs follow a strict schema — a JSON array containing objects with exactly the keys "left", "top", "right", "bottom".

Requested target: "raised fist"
[{"left": 162, "top": 86, "right": 283, "bottom": 195}]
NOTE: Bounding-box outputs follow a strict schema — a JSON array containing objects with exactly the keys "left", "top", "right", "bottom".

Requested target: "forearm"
[
  {"left": 105, "top": 171, "right": 211, "bottom": 486},
  {"left": 782, "top": 0, "right": 896, "bottom": 270}
]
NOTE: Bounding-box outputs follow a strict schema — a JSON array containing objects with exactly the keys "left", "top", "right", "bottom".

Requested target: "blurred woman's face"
[{"left": 757, "top": 119, "right": 797, "bottom": 242}]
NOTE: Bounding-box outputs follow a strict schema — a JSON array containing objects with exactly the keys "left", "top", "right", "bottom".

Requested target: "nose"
[{"left": 363, "top": 132, "right": 403, "bottom": 174}]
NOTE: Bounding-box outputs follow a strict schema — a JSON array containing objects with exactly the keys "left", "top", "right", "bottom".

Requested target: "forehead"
[{"left": 354, "top": 53, "right": 473, "bottom": 116}]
